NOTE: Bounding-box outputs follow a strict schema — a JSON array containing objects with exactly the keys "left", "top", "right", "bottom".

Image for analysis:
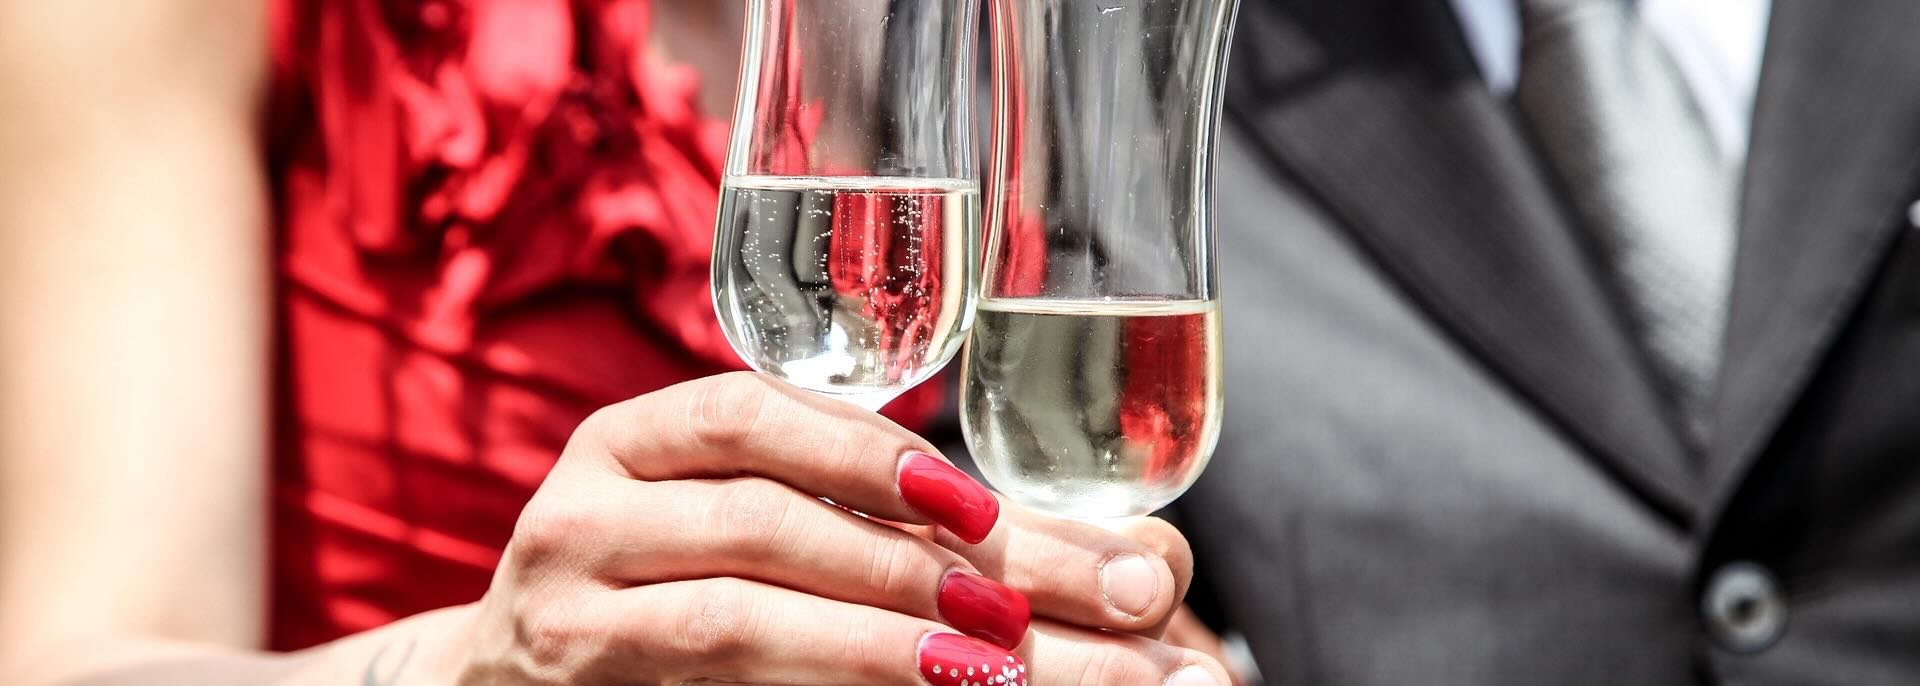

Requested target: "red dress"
[{"left": 266, "top": 0, "right": 941, "bottom": 650}]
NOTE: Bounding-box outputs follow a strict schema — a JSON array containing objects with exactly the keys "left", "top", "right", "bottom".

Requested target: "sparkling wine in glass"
[
  {"left": 964, "top": 0, "right": 1238, "bottom": 518},
  {"left": 713, "top": 0, "right": 982, "bottom": 411}
]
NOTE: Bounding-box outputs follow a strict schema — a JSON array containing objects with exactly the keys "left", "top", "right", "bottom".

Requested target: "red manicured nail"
[
  {"left": 918, "top": 633, "right": 1027, "bottom": 686},
  {"left": 898, "top": 451, "right": 999, "bottom": 544},
  {"left": 937, "top": 570, "right": 1031, "bottom": 650}
]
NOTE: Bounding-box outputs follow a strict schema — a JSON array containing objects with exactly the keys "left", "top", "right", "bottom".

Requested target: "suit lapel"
[
  {"left": 1225, "top": 0, "right": 1697, "bottom": 522},
  {"left": 1707, "top": 0, "right": 1920, "bottom": 513}
]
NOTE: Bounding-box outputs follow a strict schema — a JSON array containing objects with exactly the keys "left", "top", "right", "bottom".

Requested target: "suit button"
[
  {"left": 1909, "top": 199, "right": 1920, "bottom": 228},
  {"left": 1703, "top": 562, "right": 1787, "bottom": 653}
]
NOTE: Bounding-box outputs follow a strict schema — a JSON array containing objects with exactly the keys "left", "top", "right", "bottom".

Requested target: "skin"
[
  {"left": 0, "top": 0, "right": 273, "bottom": 661},
  {"left": 0, "top": 2, "right": 1237, "bottom": 685}
]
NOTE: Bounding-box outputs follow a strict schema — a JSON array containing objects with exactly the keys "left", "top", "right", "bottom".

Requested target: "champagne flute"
[
  {"left": 963, "top": 0, "right": 1239, "bottom": 518},
  {"left": 713, "top": 0, "right": 983, "bottom": 411}
]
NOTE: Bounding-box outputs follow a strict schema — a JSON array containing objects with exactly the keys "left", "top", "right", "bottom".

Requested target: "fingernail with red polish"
[
  {"left": 918, "top": 633, "right": 1028, "bottom": 686},
  {"left": 898, "top": 451, "right": 999, "bottom": 544},
  {"left": 937, "top": 570, "right": 1031, "bottom": 650}
]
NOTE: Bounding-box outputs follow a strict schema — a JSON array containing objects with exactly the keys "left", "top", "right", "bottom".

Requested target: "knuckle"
[
  {"left": 710, "top": 479, "right": 801, "bottom": 557},
  {"left": 672, "top": 580, "right": 760, "bottom": 661},
  {"left": 837, "top": 612, "right": 893, "bottom": 676},
  {"left": 812, "top": 426, "right": 902, "bottom": 491},
  {"left": 516, "top": 602, "right": 594, "bottom": 671},
  {"left": 818, "top": 433, "right": 870, "bottom": 480},
  {"left": 1076, "top": 646, "right": 1161, "bottom": 686},
  {"left": 569, "top": 401, "right": 652, "bottom": 475},
  {"left": 574, "top": 403, "right": 630, "bottom": 453},
  {"left": 864, "top": 534, "right": 930, "bottom": 600},
  {"left": 1135, "top": 518, "right": 1195, "bottom": 586},
  {"left": 1020, "top": 534, "right": 1085, "bottom": 587},
  {"left": 513, "top": 496, "right": 604, "bottom": 563},
  {"left": 686, "top": 372, "right": 773, "bottom": 449},
  {"left": 1141, "top": 517, "right": 1193, "bottom": 561}
]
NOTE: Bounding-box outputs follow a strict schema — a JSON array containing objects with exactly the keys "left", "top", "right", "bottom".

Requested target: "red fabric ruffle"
[{"left": 266, "top": 0, "right": 943, "bottom": 649}]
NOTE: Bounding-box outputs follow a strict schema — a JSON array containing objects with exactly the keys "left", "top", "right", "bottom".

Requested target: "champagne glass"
[
  {"left": 713, "top": 0, "right": 982, "bottom": 411},
  {"left": 963, "top": 0, "right": 1238, "bottom": 518}
]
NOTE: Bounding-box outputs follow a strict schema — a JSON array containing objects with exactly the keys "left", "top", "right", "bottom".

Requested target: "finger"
[
  {"left": 937, "top": 505, "right": 1186, "bottom": 635},
  {"left": 538, "top": 477, "right": 1029, "bottom": 649},
  {"left": 1162, "top": 606, "right": 1224, "bottom": 659},
  {"left": 579, "top": 372, "right": 1000, "bottom": 543},
  {"left": 1022, "top": 618, "right": 1233, "bottom": 686},
  {"left": 1164, "top": 607, "right": 1243, "bottom": 685},
  {"left": 1099, "top": 516, "right": 1196, "bottom": 638},
  {"left": 574, "top": 578, "right": 1027, "bottom": 686}
]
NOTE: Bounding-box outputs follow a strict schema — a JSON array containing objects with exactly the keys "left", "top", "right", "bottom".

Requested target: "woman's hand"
[{"left": 413, "top": 372, "right": 1229, "bottom": 685}]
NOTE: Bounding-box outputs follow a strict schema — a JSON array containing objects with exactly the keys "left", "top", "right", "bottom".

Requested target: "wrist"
[
  {"left": 406, "top": 603, "right": 480, "bottom": 683},
  {"left": 280, "top": 604, "right": 478, "bottom": 686}
]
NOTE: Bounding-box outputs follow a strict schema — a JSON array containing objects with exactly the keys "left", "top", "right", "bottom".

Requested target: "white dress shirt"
[{"left": 1447, "top": 0, "right": 1773, "bottom": 160}]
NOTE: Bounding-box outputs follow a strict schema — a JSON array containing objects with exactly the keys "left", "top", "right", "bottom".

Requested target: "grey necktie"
[{"left": 1514, "top": 0, "right": 1737, "bottom": 446}]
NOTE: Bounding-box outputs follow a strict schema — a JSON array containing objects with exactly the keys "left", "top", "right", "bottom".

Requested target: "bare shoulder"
[
  {"left": 0, "top": 1, "right": 264, "bottom": 95},
  {"left": 0, "top": 0, "right": 272, "bottom": 658}
]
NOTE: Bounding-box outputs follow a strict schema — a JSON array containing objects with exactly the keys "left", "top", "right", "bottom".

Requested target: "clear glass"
[
  {"left": 963, "top": 0, "right": 1237, "bottom": 518},
  {"left": 714, "top": 0, "right": 983, "bottom": 411}
]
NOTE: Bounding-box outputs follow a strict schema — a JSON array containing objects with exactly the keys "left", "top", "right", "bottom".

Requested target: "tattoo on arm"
[{"left": 362, "top": 640, "right": 417, "bottom": 686}]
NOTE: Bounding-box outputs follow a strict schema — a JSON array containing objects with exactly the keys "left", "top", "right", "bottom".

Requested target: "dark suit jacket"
[{"left": 1177, "top": 0, "right": 1920, "bottom": 683}]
